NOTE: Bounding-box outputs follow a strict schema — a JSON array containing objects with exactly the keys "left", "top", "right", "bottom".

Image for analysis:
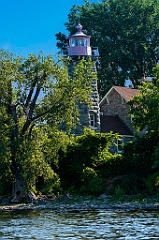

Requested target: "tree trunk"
[
  {"left": 11, "top": 176, "right": 28, "bottom": 203},
  {"left": 8, "top": 104, "right": 37, "bottom": 203},
  {"left": 11, "top": 173, "right": 38, "bottom": 203}
]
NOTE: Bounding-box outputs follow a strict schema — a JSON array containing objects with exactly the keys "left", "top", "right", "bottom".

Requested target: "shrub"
[
  {"left": 99, "top": 154, "right": 124, "bottom": 178},
  {"left": 146, "top": 173, "right": 159, "bottom": 194},
  {"left": 36, "top": 173, "right": 61, "bottom": 195},
  {"left": 79, "top": 167, "right": 104, "bottom": 195},
  {"left": 58, "top": 128, "right": 119, "bottom": 195},
  {"left": 123, "top": 133, "right": 159, "bottom": 175}
]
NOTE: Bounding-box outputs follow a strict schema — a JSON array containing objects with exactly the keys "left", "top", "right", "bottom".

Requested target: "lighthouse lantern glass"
[{"left": 70, "top": 37, "right": 89, "bottom": 47}]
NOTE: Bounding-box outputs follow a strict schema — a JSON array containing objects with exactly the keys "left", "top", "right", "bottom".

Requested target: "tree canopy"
[
  {"left": 128, "top": 64, "right": 159, "bottom": 133},
  {"left": 0, "top": 50, "right": 97, "bottom": 200},
  {"left": 55, "top": 0, "right": 159, "bottom": 97}
]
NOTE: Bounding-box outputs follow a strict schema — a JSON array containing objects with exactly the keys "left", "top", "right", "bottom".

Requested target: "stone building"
[{"left": 99, "top": 85, "right": 140, "bottom": 152}]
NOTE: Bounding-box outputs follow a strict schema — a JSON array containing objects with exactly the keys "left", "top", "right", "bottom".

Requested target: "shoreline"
[{"left": 0, "top": 194, "right": 159, "bottom": 212}]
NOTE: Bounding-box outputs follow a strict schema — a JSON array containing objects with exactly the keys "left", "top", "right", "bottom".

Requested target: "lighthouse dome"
[{"left": 73, "top": 23, "right": 87, "bottom": 37}]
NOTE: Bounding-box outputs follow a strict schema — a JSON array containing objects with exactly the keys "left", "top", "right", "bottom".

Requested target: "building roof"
[
  {"left": 100, "top": 115, "right": 133, "bottom": 136},
  {"left": 68, "top": 22, "right": 90, "bottom": 38},
  {"left": 100, "top": 86, "right": 140, "bottom": 106},
  {"left": 113, "top": 86, "right": 140, "bottom": 102}
]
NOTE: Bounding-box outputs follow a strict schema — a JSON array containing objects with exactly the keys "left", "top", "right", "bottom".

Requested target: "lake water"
[{"left": 0, "top": 209, "right": 159, "bottom": 239}]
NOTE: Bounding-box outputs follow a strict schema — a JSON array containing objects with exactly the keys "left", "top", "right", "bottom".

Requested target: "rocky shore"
[{"left": 0, "top": 194, "right": 159, "bottom": 212}]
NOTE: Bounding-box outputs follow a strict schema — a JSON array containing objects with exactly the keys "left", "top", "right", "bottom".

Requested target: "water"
[{"left": 0, "top": 209, "right": 159, "bottom": 239}]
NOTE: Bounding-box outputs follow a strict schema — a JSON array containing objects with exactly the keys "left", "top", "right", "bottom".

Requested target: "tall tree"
[
  {"left": 0, "top": 50, "right": 96, "bottom": 201},
  {"left": 128, "top": 64, "right": 159, "bottom": 133},
  {"left": 56, "top": 0, "right": 159, "bottom": 97}
]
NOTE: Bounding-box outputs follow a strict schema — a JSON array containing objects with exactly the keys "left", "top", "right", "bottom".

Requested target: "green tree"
[
  {"left": 58, "top": 128, "right": 119, "bottom": 194},
  {"left": 127, "top": 64, "right": 159, "bottom": 194},
  {"left": 56, "top": 0, "right": 159, "bottom": 97},
  {"left": 128, "top": 64, "right": 159, "bottom": 133},
  {"left": 0, "top": 50, "right": 96, "bottom": 201},
  {"left": 0, "top": 106, "right": 13, "bottom": 195}
]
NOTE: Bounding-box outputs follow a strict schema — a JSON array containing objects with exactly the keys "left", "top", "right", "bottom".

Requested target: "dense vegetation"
[
  {"left": 1, "top": 61, "right": 159, "bottom": 199},
  {"left": 1, "top": 57, "right": 159, "bottom": 202},
  {"left": 1, "top": 0, "right": 159, "bottom": 202},
  {"left": 56, "top": 0, "right": 159, "bottom": 97},
  {"left": 0, "top": 50, "right": 98, "bottom": 201}
]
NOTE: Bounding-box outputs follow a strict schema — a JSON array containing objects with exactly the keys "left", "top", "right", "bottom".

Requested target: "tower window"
[
  {"left": 78, "top": 39, "right": 84, "bottom": 46},
  {"left": 69, "top": 38, "right": 89, "bottom": 47},
  {"left": 71, "top": 39, "right": 75, "bottom": 46},
  {"left": 84, "top": 38, "right": 88, "bottom": 46},
  {"left": 90, "top": 113, "right": 97, "bottom": 127}
]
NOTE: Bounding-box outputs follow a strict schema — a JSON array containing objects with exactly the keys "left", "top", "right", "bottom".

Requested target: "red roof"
[
  {"left": 113, "top": 86, "right": 140, "bottom": 102},
  {"left": 100, "top": 86, "right": 140, "bottom": 106}
]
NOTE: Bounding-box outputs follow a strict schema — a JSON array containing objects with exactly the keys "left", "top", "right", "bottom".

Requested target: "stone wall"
[
  {"left": 75, "top": 79, "right": 100, "bottom": 135},
  {"left": 100, "top": 88, "right": 134, "bottom": 134}
]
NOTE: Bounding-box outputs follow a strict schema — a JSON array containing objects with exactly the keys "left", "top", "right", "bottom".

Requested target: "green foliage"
[
  {"left": 114, "top": 185, "right": 125, "bottom": 201},
  {"left": 146, "top": 173, "right": 159, "bottom": 194},
  {"left": 0, "top": 107, "right": 13, "bottom": 195},
  {"left": 123, "top": 133, "right": 159, "bottom": 175},
  {"left": 2, "top": 48, "right": 159, "bottom": 197},
  {"left": 80, "top": 167, "right": 104, "bottom": 195},
  {"left": 96, "top": 153, "right": 145, "bottom": 195},
  {"left": 121, "top": 132, "right": 159, "bottom": 194},
  {"left": 153, "top": 143, "right": 159, "bottom": 171},
  {"left": 42, "top": 127, "right": 71, "bottom": 170},
  {"left": 58, "top": 128, "right": 119, "bottom": 194},
  {"left": 36, "top": 174, "right": 61, "bottom": 195},
  {"left": 116, "top": 174, "right": 147, "bottom": 195},
  {"left": 56, "top": 0, "right": 159, "bottom": 96},
  {"left": 126, "top": 64, "right": 159, "bottom": 194},
  {"left": 147, "top": 142, "right": 159, "bottom": 193},
  {"left": 15, "top": 128, "right": 55, "bottom": 191},
  {"left": 0, "top": 50, "right": 96, "bottom": 196},
  {"left": 129, "top": 82, "right": 159, "bottom": 133},
  {"left": 99, "top": 154, "right": 124, "bottom": 179}
]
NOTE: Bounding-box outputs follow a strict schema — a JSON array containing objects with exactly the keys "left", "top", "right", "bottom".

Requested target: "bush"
[
  {"left": 79, "top": 167, "right": 104, "bottom": 195},
  {"left": 99, "top": 154, "right": 124, "bottom": 179},
  {"left": 121, "top": 132, "right": 159, "bottom": 195},
  {"left": 146, "top": 173, "right": 159, "bottom": 194},
  {"left": 123, "top": 133, "right": 159, "bottom": 175},
  {"left": 58, "top": 128, "right": 119, "bottom": 195},
  {"left": 36, "top": 173, "right": 61, "bottom": 195}
]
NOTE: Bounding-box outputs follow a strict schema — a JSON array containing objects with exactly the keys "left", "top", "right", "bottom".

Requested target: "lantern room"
[{"left": 67, "top": 23, "right": 99, "bottom": 58}]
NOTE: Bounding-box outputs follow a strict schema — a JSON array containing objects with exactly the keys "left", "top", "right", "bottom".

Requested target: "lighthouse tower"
[{"left": 64, "top": 23, "right": 100, "bottom": 134}]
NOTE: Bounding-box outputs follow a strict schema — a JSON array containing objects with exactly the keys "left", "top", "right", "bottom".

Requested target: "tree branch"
[{"left": 25, "top": 79, "right": 38, "bottom": 109}]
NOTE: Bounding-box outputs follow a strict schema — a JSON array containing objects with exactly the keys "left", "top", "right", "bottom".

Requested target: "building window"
[
  {"left": 84, "top": 38, "right": 88, "bottom": 46},
  {"left": 71, "top": 39, "right": 75, "bottom": 47},
  {"left": 90, "top": 112, "right": 97, "bottom": 128},
  {"left": 117, "top": 139, "right": 124, "bottom": 153}
]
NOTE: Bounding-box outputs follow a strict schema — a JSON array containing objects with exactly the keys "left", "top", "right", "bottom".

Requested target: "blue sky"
[{"left": 0, "top": 0, "right": 99, "bottom": 57}]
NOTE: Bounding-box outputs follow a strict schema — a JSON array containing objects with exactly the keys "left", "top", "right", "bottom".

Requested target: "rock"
[
  {"left": 46, "top": 194, "right": 56, "bottom": 200},
  {"left": 0, "top": 194, "right": 159, "bottom": 212}
]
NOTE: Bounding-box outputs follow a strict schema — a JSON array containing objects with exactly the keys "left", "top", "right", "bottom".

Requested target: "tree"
[
  {"left": 126, "top": 67, "right": 159, "bottom": 193},
  {"left": 0, "top": 106, "right": 13, "bottom": 195},
  {"left": 0, "top": 50, "right": 96, "bottom": 201},
  {"left": 128, "top": 64, "right": 159, "bottom": 133},
  {"left": 56, "top": 0, "right": 159, "bottom": 97}
]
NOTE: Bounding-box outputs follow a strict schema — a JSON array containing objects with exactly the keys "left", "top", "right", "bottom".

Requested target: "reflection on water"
[{"left": 0, "top": 210, "right": 159, "bottom": 239}]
